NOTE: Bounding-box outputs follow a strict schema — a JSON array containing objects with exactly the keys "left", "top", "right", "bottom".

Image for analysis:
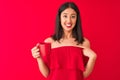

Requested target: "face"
[{"left": 60, "top": 8, "right": 77, "bottom": 32}]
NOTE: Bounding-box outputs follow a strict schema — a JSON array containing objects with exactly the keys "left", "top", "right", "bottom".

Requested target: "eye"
[
  {"left": 71, "top": 15, "right": 76, "bottom": 18},
  {"left": 63, "top": 15, "right": 67, "bottom": 18}
]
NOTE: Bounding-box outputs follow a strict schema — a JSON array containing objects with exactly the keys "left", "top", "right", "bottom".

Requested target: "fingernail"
[{"left": 36, "top": 43, "right": 40, "bottom": 47}]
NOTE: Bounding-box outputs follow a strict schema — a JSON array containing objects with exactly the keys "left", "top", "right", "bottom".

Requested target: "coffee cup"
[{"left": 39, "top": 42, "right": 51, "bottom": 57}]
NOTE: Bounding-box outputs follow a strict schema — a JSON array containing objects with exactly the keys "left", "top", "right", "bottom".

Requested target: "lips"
[
  {"left": 66, "top": 24, "right": 72, "bottom": 28},
  {"left": 66, "top": 26, "right": 72, "bottom": 28}
]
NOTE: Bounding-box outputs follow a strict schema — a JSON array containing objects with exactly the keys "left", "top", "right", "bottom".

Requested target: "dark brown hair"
[{"left": 52, "top": 2, "right": 84, "bottom": 44}]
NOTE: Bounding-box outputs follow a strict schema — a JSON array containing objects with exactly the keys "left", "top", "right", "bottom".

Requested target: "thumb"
[{"left": 36, "top": 43, "right": 40, "bottom": 47}]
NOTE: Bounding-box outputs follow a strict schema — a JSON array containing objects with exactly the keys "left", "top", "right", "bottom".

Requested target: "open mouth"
[{"left": 66, "top": 24, "right": 72, "bottom": 28}]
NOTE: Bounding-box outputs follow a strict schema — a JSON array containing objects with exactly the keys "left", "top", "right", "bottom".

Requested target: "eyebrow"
[
  {"left": 63, "top": 13, "right": 68, "bottom": 15},
  {"left": 63, "top": 13, "right": 76, "bottom": 15}
]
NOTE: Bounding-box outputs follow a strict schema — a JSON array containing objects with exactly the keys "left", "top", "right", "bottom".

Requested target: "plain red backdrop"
[{"left": 0, "top": 0, "right": 120, "bottom": 80}]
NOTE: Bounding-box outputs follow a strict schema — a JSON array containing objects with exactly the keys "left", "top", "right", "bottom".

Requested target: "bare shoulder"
[
  {"left": 44, "top": 37, "right": 54, "bottom": 43},
  {"left": 82, "top": 37, "right": 90, "bottom": 48},
  {"left": 82, "top": 38, "right": 97, "bottom": 58}
]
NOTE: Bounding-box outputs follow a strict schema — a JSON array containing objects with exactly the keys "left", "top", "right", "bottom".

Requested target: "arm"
[
  {"left": 83, "top": 48, "right": 97, "bottom": 78},
  {"left": 31, "top": 37, "right": 53, "bottom": 78},
  {"left": 82, "top": 38, "right": 97, "bottom": 78},
  {"left": 31, "top": 43, "right": 49, "bottom": 78},
  {"left": 36, "top": 58, "right": 49, "bottom": 78},
  {"left": 37, "top": 37, "right": 54, "bottom": 77}
]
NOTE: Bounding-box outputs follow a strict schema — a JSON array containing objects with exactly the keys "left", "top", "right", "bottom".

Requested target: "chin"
[{"left": 64, "top": 29, "right": 73, "bottom": 32}]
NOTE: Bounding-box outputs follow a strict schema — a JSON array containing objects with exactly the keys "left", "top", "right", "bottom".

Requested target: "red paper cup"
[{"left": 39, "top": 42, "right": 51, "bottom": 57}]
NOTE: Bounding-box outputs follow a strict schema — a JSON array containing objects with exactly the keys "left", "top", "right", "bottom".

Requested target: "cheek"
[
  {"left": 61, "top": 18, "right": 65, "bottom": 25},
  {"left": 72, "top": 19, "right": 77, "bottom": 24}
]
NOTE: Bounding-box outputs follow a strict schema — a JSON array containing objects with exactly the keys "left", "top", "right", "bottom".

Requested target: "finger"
[
  {"left": 32, "top": 52, "right": 40, "bottom": 58},
  {"left": 32, "top": 52, "right": 40, "bottom": 56},
  {"left": 32, "top": 52, "right": 38, "bottom": 58},
  {"left": 34, "top": 52, "right": 40, "bottom": 58},
  {"left": 35, "top": 55, "right": 40, "bottom": 58},
  {"left": 36, "top": 43, "right": 40, "bottom": 47},
  {"left": 31, "top": 46, "right": 38, "bottom": 52},
  {"left": 35, "top": 52, "right": 40, "bottom": 56},
  {"left": 31, "top": 43, "right": 40, "bottom": 52},
  {"left": 32, "top": 46, "right": 40, "bottom": 52},
  {"left": 32, "top": 49, "right": 39, "bottom": 53}
]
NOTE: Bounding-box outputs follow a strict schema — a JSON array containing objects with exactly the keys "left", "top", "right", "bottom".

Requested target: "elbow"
[
  {"left": 42, "top": 73, "right": 49, "bottom": 78},
  {"left": 83, "top": 71, "right": 89, "bottom": 79},
  {"left": 43, "top": 74, "right": 49, "bottom": 78},
  {"left": 42, "top": 71, "right": 50, "bottom": 78}
]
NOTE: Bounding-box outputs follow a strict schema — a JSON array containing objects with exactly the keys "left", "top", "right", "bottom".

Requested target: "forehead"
[{"left": 61, "top": 8, "right": 77, "bottom": 15}]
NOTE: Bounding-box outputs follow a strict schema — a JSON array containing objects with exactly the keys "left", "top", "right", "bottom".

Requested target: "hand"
[
  {"left": 31, "top": 43, "right": 41, "bottom": 59},
  {"left": 83, "top": 48, "right": 97, "bottom": 60}
]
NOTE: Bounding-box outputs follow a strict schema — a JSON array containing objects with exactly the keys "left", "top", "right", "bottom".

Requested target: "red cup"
[{"left": 39, "top": 42, "right": 51, "bottom": 57}]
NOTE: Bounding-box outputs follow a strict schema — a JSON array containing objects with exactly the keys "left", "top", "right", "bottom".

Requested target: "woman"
[{"left": 31, "top": 2, "right": 97, "bottom": 80}]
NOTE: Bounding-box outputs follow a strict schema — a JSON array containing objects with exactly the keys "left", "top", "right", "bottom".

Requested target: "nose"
[{"left": 67, "top": 17, "right": 71, "bottom": 23}]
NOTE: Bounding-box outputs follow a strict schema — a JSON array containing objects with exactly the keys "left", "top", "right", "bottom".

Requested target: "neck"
[{"left": 62, "top": 31, "right": 73, "bottom": 39}]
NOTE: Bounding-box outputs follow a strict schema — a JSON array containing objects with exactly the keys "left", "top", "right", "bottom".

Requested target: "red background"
[{"left": 0, "top": 0, "right": 120, "bottom": 80}]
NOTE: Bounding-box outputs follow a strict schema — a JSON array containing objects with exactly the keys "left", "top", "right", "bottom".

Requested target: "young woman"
[{"left": 31, "top": 2, "right": 97, "bottom": 80}]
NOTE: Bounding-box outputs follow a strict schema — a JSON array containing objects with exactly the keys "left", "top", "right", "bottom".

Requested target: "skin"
[
  {"left": 31, "top": 8, "right": 97, "bottom": 78},
  {"left": 60, "top": 8, "right": 77, "bottom": 35}
]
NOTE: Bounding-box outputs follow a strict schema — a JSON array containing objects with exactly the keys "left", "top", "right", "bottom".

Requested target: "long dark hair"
[{"left": 52, "top": 2, "right": 84, "bottom": 44}]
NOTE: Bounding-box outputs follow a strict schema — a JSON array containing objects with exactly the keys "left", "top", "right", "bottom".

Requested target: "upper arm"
[
  {"left": 82, "top": 38, "right": 97, "bottom": 58},
  {"left": 44, "top": 37, "right": 54, "bottom": 43}
]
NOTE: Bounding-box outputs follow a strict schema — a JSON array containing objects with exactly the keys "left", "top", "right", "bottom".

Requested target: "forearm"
[
  {"left": 37, "top": 58, "right": 49, "bottom": 78},
  {"left": 83, "top": 54, "right": 97, "bottom": 78}
]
